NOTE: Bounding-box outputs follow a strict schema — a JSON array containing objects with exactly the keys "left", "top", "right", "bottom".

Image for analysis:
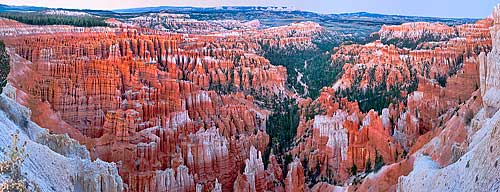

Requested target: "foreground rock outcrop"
[
  {"left": 394, "top": 5, "right": 500, "bottom": 191},
  {"left": 0, "top": 84, "right": 123, "bottom": 192}
]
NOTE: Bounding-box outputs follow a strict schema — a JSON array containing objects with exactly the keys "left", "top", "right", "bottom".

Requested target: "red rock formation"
[
  {"left": 286, "top": 16, "right": 492, "bottom": 189},
  {"left": 1, "top": 8, "right": 496, "bottom": 192},
  {"left": 310, "top": 182, "right": 347, "bottom": 192},
  {"left": 0, "top": 21, "right": 288, "bottom": 191},
  {"left": 379, "top": 22, "right": 457, "bottom": 42},
  {"left": 289, "top": 89, "right": 403, "bottom": 184},
  {"left": 284, "top": 159, "right": 305, "bottom": 192},
  {"left": 352, "top": 15, "right": 494, "bottom": 192}
]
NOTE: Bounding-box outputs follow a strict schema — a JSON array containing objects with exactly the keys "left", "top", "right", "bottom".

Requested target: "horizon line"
[{"left": 0, "top": 3, "right": 485, "bottom": 20}]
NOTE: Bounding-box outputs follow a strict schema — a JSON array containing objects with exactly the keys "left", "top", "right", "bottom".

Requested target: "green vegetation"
[
  {"left": 436, "top": 74, "right": 448, "bottom": 87},
  {"left": 336, "top": 66, "right": 419, "bottom": 113},
  {"left": 350, "top": 164, "right": 358, "bottom": 176},
  {"left": 434, "top": 56, "right": 464, "bottom": 87},
  {"left": 365, "top": 158, "right": 372, "bottom": 173},
  {"left": 260, "top": 33, "right": 344, "bottom": 99},
  {"left": 374, "top": 151, "right": 385, "bottom": 172},
  {"left": 0, "top": 12, "right": 108, "bottom": 27},
  {"left": 264, "top": 97, "right": 299, "bottom": 155},
  {"left": 304, "top": 102, "right": 325, "bottom": 121},
  {"left": 464, "top": 109, "right": 474, "bottom": 126},
  {"left": 262, "top": 97, "right": 300, "bottom": 177},
  {"left": 0, "top": 41, "right": 9, "bottom": 94}
]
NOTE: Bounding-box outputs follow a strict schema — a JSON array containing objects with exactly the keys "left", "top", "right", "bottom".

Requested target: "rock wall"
[
  {"left": 0, "top": 18, "right": 285, "bottom": 191},
  {"left": 0, "top": 84, "right": 123, "bottom": 192},
  {"left": 395, "top": 5, "right": 500, "bottom": 192},
  {"left": 480, "top": 6, "right": 500, "bottom": 117},
  {"left": 290, "top": 89, "right": 402, "bottom": 184},
  {"left": 379, "top": 22, "right": 457, "bottom": 42},
  {"left": 0, "top": 18, "right": 324, "bottom": 191},
  {"left": 284, "top": 159, "right": 305, "bottom": 192}
]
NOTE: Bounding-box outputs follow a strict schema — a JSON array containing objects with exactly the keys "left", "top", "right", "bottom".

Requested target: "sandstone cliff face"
[
  {"left": 127, "top": 13, "right": 261, "bottom": 34},
  {"left": 285, "top": 159, "right": 305, "bottom": 192},
  {"left": 1, "top": 8, "right": 497, "bottom": 192},
  {"left": 0, "top": 13, "right": 331, "bottom": 192},
  {"left": 0, "top": 18, "right": 116, "bottom": 37},
  {"left": 0, "top": 18, "right": 289, "bottom": 191},
  {"left": 290, "top": 89, "right": 402, "bottom": 185},
  {"left": 327, "top": 17, "right": 491, "bottom": 151},
  {"left": 480, "top": 7, "right": 500, "bottom": 117},
  {"left": 0, "top": 84, "right": 123, "bottom": 192},
  {"left": 389, "top": 6, "right": 500, "bottom": 192},
  {"left": 379, "top": 22, "right": 457, "bottom": 42},
  {"left": 396, "top": 90, "right": 498, "bottom": 191},
  {"left": 288, "top": 12, "right": 492, "bottom": 190},
  {"left": 378, "top": 22, "right": 463, "bottom": 49}
]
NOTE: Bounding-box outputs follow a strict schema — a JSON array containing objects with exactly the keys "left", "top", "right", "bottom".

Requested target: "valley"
[{"left": 0, "top": 3, "right": 498, "bottom": 192}]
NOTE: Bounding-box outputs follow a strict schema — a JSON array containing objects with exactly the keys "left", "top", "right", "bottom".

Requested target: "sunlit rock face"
[
  {"left": 125, "top": 13, "right": 262, "bottom": 34},
  {"left": 288, "top": 10, "right": 492, "bottom": 191},
  {"left": 0, "top": 18, "right": 298, "bottom": 191},
  {"left": 393, "top": 6, "right": 500, "bottom": 192},
  {"left": 233, "top": 146, "right": 277, "bottom": 192},
  {"left": 0, "top": 16, "right": 335, "bottom": 191},
  {"left": 379, "top": 22, "right": 458, "bottom": 42},
  {"left": 290, "top": 89, "right": 403, "bottom": 185},
  {"left": 285, "top": 159, "right": 306, "bottom": 192}
]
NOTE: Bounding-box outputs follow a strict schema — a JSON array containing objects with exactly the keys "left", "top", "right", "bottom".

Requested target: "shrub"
[
  {"left": 365, "top": 158, "right": 372, "bottom": 173},
  {"left": 350, "top": 164, "right": 357, "bottom": 176},
  {"left": 374, "top": 151, "right": 385, "bottom": 172},
  {"left": 0, "top": 131, "right": 40, "bottom": 192},
  {"left": 464, "top": 109, "right": 474, "bottom": 126}
]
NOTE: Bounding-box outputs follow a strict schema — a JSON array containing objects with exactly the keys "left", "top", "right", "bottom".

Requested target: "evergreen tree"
[{"left": 0, "top": 41, "right": 9, "bottom": 94}]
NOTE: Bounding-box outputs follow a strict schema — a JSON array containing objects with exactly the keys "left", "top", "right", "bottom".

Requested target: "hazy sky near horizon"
[{"left": 0, "top": 0, "right": 499, "bottom": 18}]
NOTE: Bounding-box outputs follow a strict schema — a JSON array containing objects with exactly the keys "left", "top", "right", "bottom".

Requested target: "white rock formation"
[
  {"left": 480, "top": 5, "right": 500, "bottom": 117},
  {"left": 155, "top": 165, "right": 195, "bottom": 191},
  {"left": 397, "top": 5, "right": 500, "bottom": 192},
  {"left": 397, "top": 108, "right": 500, "bottom": 192},
  {"left": 0, "top": 84, "right": 123, "bottom": 192},
  {"left": 314, "top": 112, "right": 349, "bottom": 161},
  {"left": 242, "top": 145, "right": 265, "bottom": 192}
]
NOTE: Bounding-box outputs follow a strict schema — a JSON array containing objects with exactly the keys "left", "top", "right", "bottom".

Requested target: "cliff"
[
  {"left": 395, "top": 5, "right": 500, "bottom": 191},
  {"left": 0, "top": 84, "right": 123, "bottom": 192},
  {"left": 0, "top": 18, "right": 283, "bottom": 191}
]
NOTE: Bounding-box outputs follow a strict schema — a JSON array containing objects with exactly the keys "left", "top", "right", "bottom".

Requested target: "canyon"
[{"left": 0, "top": 3, "right": 499, "bottom": 192}]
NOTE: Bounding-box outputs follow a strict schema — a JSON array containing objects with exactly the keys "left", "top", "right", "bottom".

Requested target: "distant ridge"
[
  {"left": 113, "top": 6, "right": 297, "bottom": 14},
  {"left": 0, "top": 4, "right": 47, "bottom": 12},
  {"left": 0, "top": 4, "right": 478, "bottom": 21}
]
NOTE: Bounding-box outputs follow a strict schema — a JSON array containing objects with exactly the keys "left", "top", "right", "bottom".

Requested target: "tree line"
[{"left": 0, "top": 12, "right": 108, "bottom": 27}]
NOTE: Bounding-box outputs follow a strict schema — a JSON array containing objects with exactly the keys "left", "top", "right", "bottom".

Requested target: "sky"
[{"left": 0, "top": 0, "right": 499, "bottom": 18}]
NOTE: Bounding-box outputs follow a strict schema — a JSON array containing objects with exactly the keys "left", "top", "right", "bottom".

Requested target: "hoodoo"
[{"left": 0, "top": 2, "right": 497, "bottom": 192}]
